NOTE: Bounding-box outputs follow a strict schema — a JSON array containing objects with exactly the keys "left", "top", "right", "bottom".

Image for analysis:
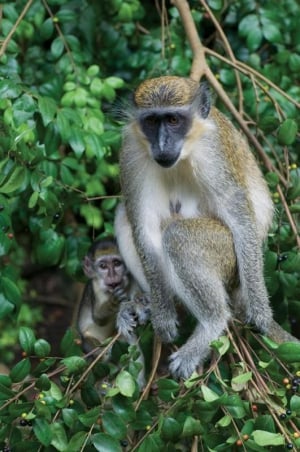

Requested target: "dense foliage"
[{"left": 0, "top": 0, "right": 299, "bottom": 450}]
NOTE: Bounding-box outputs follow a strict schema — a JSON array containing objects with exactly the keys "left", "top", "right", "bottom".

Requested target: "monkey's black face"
[{"left": 139, "top": 110, "right": 191, "bottom": 168}]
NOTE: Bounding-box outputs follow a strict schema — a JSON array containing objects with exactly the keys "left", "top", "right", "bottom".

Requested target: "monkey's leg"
[
  {"left": 168, "top": 272, "right": 231, "bottom": 379},
  {"left": 163, "top": 218, "right": 233, "bottom": 378},
  {"left": 220, "top": 194, "right": 273, "bottom": 333}
]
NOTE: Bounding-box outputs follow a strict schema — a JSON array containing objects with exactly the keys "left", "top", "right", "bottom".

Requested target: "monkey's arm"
[{"left": 115, "top": 200, "right": 178, "bottom": 342}]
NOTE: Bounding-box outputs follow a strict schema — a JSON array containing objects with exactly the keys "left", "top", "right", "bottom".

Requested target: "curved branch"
[
  {"left": 171, "top": 0, "right": 287, "bottom": 186},
  {"left": 171, "top": 0, "right": 206, "bottom": 80}
]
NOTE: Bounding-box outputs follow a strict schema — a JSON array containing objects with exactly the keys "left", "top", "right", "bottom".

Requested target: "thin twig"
[
  {"left": 135, "top": 337, "right": 162, "bottom": 410},
  {"left": 199, "top": 0, "right": 244, "bottom": 113},
  {"left": 0, "top": 0, "right": 34, "bottom": 57},
  {"left": 277, "top": 184, "right": 300, "bottom": 248}
]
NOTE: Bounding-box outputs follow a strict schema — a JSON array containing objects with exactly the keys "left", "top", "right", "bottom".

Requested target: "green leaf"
[
  {"left": 280, "top": 251, "right": 300, "bottom": 273},
  {"left": 10, "top": 358, "right": 31, "bottom": 382},
  {"left": 68, "top": 128, "right": 85, "bottom": 157},
  {"left": 157, "top": 378, "right": 180, "bottom": 401},
  {"left": 211, "top": 335, "right": 230, "bottom": 356},
  {"left": 275, "top": 342, "right": 300, "bottom": 362},
  {"left": 62, "top": 356, "right": 87, "bottom": 374},
  {"left": 0, "top": 231, "right": 12, "bottom": 257},
  {"left": 201, "top": 385, "right": 220, "bottom": 402},
  {"left": 0, "top": 382, "right": 14, "bottom": 399},
  {"left": 90, "top": 78, "right": 104, "bottom": 96},
  {"left": 116, "top": 370, "right": 135, "bottom": 397},
  {"left": 51, "top": 37, "right": 64, "bottom": 58},
  {"left": 111, "top": 395, "right": 136, "bottom": 422},
  {"left": 67, "top": 431, "right": 87, "bottom": 451},
  {"left": 35, "top": 374, "right": 51, "bottom": 391},
  {"left": 56, "top": 110, "right": 71, "bottom": 141},
  {"left": 13, "top": 94, "right": 36, "bottom": 125},
  {"left": 207, "top": 0, "right": 223, "bottom": 11},
  {"left": 81, "top": 384, "right": 101, "bottom": 407},
  {"left": 223, "top": 394, "right": 247, "bottom": 419},
  {"left": 1, "top": 276, "right": 21, "bottom": 307},
  {"left": 261, "top": 18, "right": 282, "bottom": 43},
  {"left": 0, "top": 166, "right": 28, "bottom": 194},
  {"left": 0, "top": 79, "right": 22, "bottom": 98},
  {"left": 19, "top": 326, "right": 36, "bottom": 354},
  {"left": 35, "top": 230, "right": 65, "bottom": 266},
  {"left": 34, "top": 339, "right": 51, "bottom": 358},
  {"left": 216, "top": 415, "right": 232, "bottom": 427},
  {"left": 38, "top": 96, "right": 57, "bottom": 126},
  {"left": 105, "top": 76, "right": 124, "bottom": 89},
  {"left": 40, "top": 17, "right": 54, "bottom": 39},
  {"left": 290, "top": 395, "right": 300, "bottom": 414},
  {"left": 50, "top": 422, "right": 68, "bottom": 451},
  {"left": 92, "top": 433, "right": 122, "bottom": 452},
  {"left": 289, "top": 203, "right": 300, "bottom": 213},
  {"left": 182, "top": 416, "right": 204, "bottom": 436},
  {"left": 161, "top": 417, "right": 183, "bottom": 441},
  {"left": 289, "top": 53, "right": 300, "bottom": 72},
  {"left": 28, "top": 191, "right": 39, "bottom": 209},
  {"left": 62, "top": 409, "right": 78, "bottom": 429},
  {"left": 33, "top": 418, "right": 52, "bottom": 446},
  {"left": 277, "top": 119, "right": 298, "bottom": 145},
  {"left": 78, "top": 407, "right": 101, "bottom": 427},
  {"left": 238, "top": 14, "right": 262, "bottom": 51},
  {"left": 252, "top": 430, "right": 285, "bottom": 446},
  {"left": 231, "top": 371, "right": 252, "bottom": 386},
  {"left": 0, "top": 293, "right": 14, "bottom": 318},
  {"left": 46, "top": 381, "right": 63, "bottom": 401},
  {"left": 137, "top": 433, "right": 164, "bottom": 452},
  {"left": 102, "top": 412, "right": 127, "bottom": 439}
]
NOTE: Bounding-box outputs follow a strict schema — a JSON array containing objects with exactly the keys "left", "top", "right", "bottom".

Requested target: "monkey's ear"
[
  {"left": 197, "top": 82, "right": 211, "bottom": 119},
  {"left": 82, "top": 256, "right": 95, "bottom": 278}
]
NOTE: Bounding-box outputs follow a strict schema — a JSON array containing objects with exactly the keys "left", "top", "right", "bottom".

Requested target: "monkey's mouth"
[{"left": 154, "top": 152, "right": 180, "bottom": 168}]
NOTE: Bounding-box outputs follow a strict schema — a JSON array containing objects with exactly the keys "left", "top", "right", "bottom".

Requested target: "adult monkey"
[{"left": 115, "top": 76, "right": 297, "bottom": 379}]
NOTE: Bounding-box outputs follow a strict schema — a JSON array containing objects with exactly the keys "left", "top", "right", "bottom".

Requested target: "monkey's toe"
[{"left": 169, "top": 350, "right": 200, "bottom": 379}]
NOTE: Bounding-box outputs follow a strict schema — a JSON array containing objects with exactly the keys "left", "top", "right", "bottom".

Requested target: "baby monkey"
[{"left": 77, "top": 238, "right": 150, "bottom": 386}]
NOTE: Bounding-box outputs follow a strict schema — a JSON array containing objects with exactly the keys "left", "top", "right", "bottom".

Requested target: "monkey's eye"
[
  {"left": 166, "top": 115, "right": 179, "bottom": 125},
  {"left": 113, "top": 259, "right": 122, "bottom": 267},
  {"left": 144, "top": 115, "right": 158, "bottom": 125},
  {"left": 99, "top": 263, "right": 107, "bottom": 270}
]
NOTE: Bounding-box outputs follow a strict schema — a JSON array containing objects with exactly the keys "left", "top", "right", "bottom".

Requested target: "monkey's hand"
[
  {"left": 151, "top": 309, "right": 178, "bottom": 343},
  {"left": 116, "top": 302, "right": 137, "bottom": 340}
]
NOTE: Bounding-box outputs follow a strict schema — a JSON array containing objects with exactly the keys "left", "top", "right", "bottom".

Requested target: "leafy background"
[{"left": 0, "top": 0, "right": 300, "bottom": 451}]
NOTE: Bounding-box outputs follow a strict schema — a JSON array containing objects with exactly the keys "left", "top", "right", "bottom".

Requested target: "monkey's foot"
[
  {"left": 152, "top": 315, "right": 178, "bottom": 343},
  {"left": 134, "top": 295, "right": 151, "bottom": 324},
  {"left": 169, "top": 348, "right": 202, "bottom": 380}
]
